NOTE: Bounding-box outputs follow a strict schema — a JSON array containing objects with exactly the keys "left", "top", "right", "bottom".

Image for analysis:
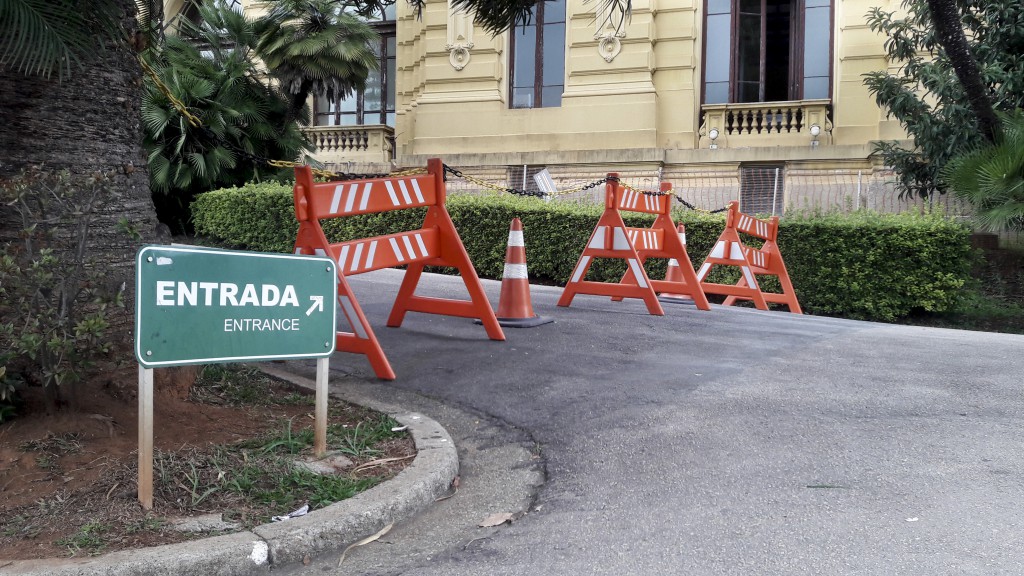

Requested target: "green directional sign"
[{"left": 135, "top": 246, "right": 337, "bottom": 368}]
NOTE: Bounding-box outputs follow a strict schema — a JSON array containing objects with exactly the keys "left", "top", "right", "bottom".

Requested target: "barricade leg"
[
  {"left": 335, "top": 275, "right": 397, "bottom": 380},
  {"left": 775, "top": 270, "right": 803, "bottom": 314},
  {"left": 610, "top": 257, "right": 646, "bottom": 302},
  {"left": 387, "top": 208, "right": 505, "bottom": 341}
]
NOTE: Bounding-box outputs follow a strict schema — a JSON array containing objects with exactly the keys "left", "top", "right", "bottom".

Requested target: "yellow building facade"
[
  {"left": 166, "top": 0, "right": 926, "bottom": 214},
  {"left": 388, "top": 0, "right": 911, "bottom": 213}
]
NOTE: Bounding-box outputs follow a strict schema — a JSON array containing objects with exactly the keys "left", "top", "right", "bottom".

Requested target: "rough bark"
[
  {"left": 0, "top": 0, "right": 164, "bottom": 337},
  {"left": 925, "top": 0, "right": 1000, "bottom": 143}
]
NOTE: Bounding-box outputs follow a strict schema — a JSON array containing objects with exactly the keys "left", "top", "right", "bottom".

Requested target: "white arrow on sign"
[{"left": 306, "top": 295, "right": 324, "bottom": 316}]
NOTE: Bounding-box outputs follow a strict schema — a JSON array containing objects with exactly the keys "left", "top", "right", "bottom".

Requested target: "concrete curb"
[{"left": 1, "top": 367, "right": 458, "bottom": 576}]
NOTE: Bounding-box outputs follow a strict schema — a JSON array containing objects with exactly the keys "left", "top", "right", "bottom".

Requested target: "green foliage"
[
  {"left": 192, "top": 183, "right": 974, "bottom": 322},
  {"left": 863, "top": 0, "right": 1024, "bottom": 197},
  {"left": 0, "top": 169, "right": 123, "bottom": 410},
  {"left": 0, "top": 365, "right": 17, "bottom": 423},
  {"left": 776, "top": 210, "right": 973, "bottom": 321},
  {"left": 55, "top": 521, "right": 109, "bottom": 557},
  {"left": 944, "top": 110, "right": 1024, "bottom": 232},
  {"left": 142, "top": 2, "right": 308, "bottom": 232},
  {"left": 0, "top": 0, "right": 123, "bottom": 80},
  {"left": 254, "top": 0, "right": 379, "bottom": 120}
]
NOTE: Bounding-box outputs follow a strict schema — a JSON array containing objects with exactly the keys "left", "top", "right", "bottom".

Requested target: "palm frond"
[{"left": 0, "top": 0, "right": 125, "bottom": 79}]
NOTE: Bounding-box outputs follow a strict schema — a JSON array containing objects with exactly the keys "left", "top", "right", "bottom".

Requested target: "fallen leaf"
[
  {"left": 479, "top": 512, "right": 515, "bottom": 528},
  {"left": 338, "top": 523, "right": 392, "bottom": 566}
]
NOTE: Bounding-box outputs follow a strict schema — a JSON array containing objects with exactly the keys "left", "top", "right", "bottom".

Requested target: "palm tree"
[
  {"left": 254, "top": 0, "right": 379, "bottom": 126},
  {"left": 143, "top": 1, "right": 310, "bottom": 231},
  {"left": 0, "top": 0, "right": 160, "bottom": 336},
  {"left": 944, "top": 111, "right": 1024, "bottom": 232}
]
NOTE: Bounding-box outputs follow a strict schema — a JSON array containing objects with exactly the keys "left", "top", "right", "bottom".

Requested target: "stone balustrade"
[
  {"left": 699, "top": 100, "right": 833, "bottom": 148},
  {"left": 302, "top": 124, "right": 395, "bottom": 166}
]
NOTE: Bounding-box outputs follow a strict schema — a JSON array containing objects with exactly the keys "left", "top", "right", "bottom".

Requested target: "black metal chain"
[
  {"left": 195, "top": 125, "right": 396, "bottom": 181},
  {"left": 675, "top": 195, "right": 728, "bottom": 213}
]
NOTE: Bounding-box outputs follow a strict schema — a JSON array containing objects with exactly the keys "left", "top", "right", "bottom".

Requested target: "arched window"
[
  {"left": 703, "top": 0, "right": 832, "bottom": 104},
  {"left": 509, "top": 0, "right": 566, "bottom": 109}
]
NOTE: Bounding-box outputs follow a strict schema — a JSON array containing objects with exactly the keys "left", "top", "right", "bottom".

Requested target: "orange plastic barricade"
[
  {"left": 558, "top": 175, "right": 710, "bottom": 314},
  {"left": 292, "top": 158, "right": 505, "bottom": 379},
  {"left": 696, "top": 201, "right": 802, "bottom": 313}
]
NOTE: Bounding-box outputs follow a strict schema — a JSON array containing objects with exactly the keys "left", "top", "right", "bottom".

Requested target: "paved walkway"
[
  {"left": 278, "top": 269, "right": 1024, "bottom": 575},
  {"left": 11, "top": 268, "right": 1022, "bottom": 575}
]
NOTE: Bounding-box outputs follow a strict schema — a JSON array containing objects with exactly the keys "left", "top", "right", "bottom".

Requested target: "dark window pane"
[
  {"left": 763, "top": 0, "right": 791, "bottom": 101},
  {"left": 737, "top": 13, "right": 761, "bottom": 84},
  {"left": 737, "top": 81, "right": 760, "bottom": 102},
  {"left": 739, "top": 0, "right": 761, "bottom": 14},
  {"left": 386, "top": 112, "right": 396, "bottom": 125},
  {"left": 806, "top": 0, "right": 829, "bottom": 7}
]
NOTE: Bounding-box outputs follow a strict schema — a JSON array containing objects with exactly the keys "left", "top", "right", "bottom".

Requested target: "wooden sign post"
[{"left": 134, "top": 246, "right": 338, "bottom": 510}]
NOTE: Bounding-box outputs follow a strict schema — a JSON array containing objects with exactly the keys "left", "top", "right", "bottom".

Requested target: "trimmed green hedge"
[{"left": 192, "top": 182, "right": 974, "bottom": 322}]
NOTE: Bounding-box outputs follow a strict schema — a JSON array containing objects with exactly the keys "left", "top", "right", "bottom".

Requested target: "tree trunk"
[
  {"left": 926, "top": 0, "right": 1000, "bottom": 143},
  {"left": 0, "top": 0, "right": 163, "bottom": 338}
]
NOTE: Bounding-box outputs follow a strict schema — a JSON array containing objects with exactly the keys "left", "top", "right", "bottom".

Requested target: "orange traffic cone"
[
  {"left": 659, "top": 224, "right": 695, "bottom": 304},
  {"left": 494, "top": 218, "right": 553, "bottom": 327}
]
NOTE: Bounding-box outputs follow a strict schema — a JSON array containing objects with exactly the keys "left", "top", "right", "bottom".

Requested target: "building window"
[
  {"left": 703, "top": 0, "right": 832, "bottom": 104},
  {"left": 314, "top": 6, "right": 396, "bottom": 126},
  {"left": 507, "top": 165, "right": 552, "bottom": 194},
  {"left": 740, "top": 164, "right": 785, "bottom": 215},
  {"left": 509, "top": 0, "right": 566, "bottom": 109}
]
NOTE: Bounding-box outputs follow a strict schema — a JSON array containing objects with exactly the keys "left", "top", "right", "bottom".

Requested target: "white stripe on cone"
[{"left": 496, "top": 218, "right": 537, "bottom": 319}]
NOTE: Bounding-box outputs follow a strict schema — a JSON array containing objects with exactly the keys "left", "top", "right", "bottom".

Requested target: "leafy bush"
[
  {"left": 0, "top": 364, "right": 16, "bottom": 423},
  {"left": 944, "top": 109, "right": 1024, "bottom": 232},
  {"left": 192, "top": 183, "right": 973, "bottom": 322},
  {"left": 0, "top": 169, "right": 123, "bottom": 411}
]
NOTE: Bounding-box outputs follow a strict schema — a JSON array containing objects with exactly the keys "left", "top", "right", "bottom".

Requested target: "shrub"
[
  {"left": 0, "top": 169, "right": 123, "bottom": 411},
  {"left": 192, "top": 183, "right": 973, "bottom": 322}
]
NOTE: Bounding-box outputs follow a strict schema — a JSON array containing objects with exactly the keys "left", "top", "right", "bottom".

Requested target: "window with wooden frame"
[
  {"left": 314, "top": 6, "right": 397, "bottom": 126},
  {"left": 703, "top": 0, "right": 832, "bottom": 104},
  {"left": 509, "top": 0, "right": 566, "bottom": 109}
]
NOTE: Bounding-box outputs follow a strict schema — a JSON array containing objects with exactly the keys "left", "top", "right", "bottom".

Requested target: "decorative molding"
[
  {"left": 446, "top": 0, "right": 474, "bottom": 71},
  {"left": 596, "top": 35, "right": 622, "bottom": 63},
  {"left": 594, "top": 0, "right": 627, "bottom": 62}
]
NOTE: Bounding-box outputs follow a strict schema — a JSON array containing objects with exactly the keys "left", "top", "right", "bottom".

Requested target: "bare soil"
[{"left": 0, "top": 363, "right": 414, "bottom": 561}]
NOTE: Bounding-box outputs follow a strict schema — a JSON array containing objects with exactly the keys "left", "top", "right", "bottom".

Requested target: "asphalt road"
[{"left": 279, "top": 269, "right": 1024, "bottom": 575}]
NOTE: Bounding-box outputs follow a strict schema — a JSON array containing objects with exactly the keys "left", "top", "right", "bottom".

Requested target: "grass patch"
[
  {"left": 150, "top": 364, "right": 414, "bottom": 526},
  {"left": 55, "top": 521, "right": 109, "bottom": 557},
  {"left": 2, "top": 364, "right": 416, "bottom": 560},
  {"left": 190, "top": 364, "right": 278, "bottom": 406}
]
